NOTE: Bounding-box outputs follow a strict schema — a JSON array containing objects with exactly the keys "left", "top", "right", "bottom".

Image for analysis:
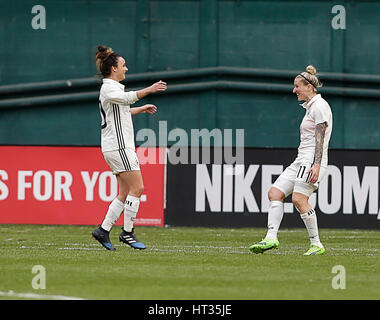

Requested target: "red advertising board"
[{"left": 0, "top": 146, "right": 165, "bottom": 226}]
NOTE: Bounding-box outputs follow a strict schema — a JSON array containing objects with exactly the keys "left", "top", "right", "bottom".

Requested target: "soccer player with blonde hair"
[{"left": 250, "top": 65, "right": 332, "bottom": 256}]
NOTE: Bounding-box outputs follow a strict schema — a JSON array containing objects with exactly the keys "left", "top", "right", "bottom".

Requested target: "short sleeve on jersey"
[{"left": 311, "top": 103, "right": 330, "bottom": 125}]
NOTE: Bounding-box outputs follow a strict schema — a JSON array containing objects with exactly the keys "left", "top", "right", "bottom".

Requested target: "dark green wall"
[{"left": 1, "top": 0, "right": 380, "bottom": 149}]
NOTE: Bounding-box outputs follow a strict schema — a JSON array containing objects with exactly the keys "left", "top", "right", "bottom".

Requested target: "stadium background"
[{"left": 1, "top": 0, "right": 380, "bottom": 229}]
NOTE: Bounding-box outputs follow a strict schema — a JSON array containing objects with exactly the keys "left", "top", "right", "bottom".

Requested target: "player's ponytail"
[{"left": 94, "top": 45, "right": 120, "bottom": 78}]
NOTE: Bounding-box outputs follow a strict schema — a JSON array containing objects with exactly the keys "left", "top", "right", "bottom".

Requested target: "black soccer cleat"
[
  {"left": 92, "top": 227, "right": 115, "bottom": 251},
  {"left": 119, "top": 228, "right": 146, "bottom": 250}
]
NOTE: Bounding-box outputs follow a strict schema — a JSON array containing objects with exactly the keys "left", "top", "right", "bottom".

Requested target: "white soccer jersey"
[
  {"left": 297, "top": 94, "right": 333, "bottom": 167},
  {"left": 98, "top": 78, "right": 139, "bottom": 153}
]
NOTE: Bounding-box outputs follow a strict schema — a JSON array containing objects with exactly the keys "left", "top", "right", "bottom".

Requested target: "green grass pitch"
[{"left": 0, "top": 224, "right": 379, "bottom": 300}]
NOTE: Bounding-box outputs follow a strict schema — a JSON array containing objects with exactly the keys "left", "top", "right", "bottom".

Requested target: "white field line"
[
  {"left": 58, "top": 247, "right": 103, "bottom": 251},
  {"left": 0, "top": 290, "right": 86, "bottom": 300},
  {"left": 149, "top": 249, "right": 249, "bottom": 255}
]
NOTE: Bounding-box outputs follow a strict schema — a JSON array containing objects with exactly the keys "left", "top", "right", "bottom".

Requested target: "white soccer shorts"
[
  {"left": 103, "top": 148, "right": 140, "bottom": 174},
  {"left": 272, "top": 159, "right": 326, "bottom": 197}
]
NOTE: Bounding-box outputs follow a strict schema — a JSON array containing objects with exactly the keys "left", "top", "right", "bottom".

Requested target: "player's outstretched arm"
[{"left": 136, "top": 80, "right": 167, "bottom": 100}]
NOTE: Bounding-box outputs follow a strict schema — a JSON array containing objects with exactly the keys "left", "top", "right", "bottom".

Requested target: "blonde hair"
[{"left": 297, "top": 65, "right": 322, "bottom": 92}]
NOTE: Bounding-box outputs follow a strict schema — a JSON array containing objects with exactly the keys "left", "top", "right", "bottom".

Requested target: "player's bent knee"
[
  {"left": 268, "top": 187, "right": 285, "bottom": 202},
  {"left": 130, "top": 185, "right": 144, "bottom": 198}
]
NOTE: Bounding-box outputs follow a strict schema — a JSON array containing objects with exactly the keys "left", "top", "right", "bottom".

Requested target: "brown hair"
[
  {"left": 296, "top": 65, "right": 322, "bottom": 92},
  {"left": 94, "top": 45, "right": 121, "bottom": 78}
]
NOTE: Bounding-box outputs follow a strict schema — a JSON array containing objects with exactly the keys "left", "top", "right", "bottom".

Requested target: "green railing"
[{"left": 1, "top": 67, "right": 380, "bottom": 109}]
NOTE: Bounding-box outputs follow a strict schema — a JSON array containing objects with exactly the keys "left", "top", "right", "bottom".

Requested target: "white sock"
[
  {"left": 124, "top": 195, "right": 140, "bottom": 232},
  {"left": 101, "top": 198, "right": 124, "bottom": 232},
  {"left": 265, "top": 201, "right": 284, "bottom": 239},
  {"left": 300, "top": 208, "right": 323, "bottom": 247}
]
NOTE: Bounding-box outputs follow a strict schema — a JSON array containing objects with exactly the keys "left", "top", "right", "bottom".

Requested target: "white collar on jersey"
[
  {"left": 300, "top": 93, "right": 321, "bottom": 110},
  {"left": 102, "top": 78, "right": 125, "bottom": 90}
]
